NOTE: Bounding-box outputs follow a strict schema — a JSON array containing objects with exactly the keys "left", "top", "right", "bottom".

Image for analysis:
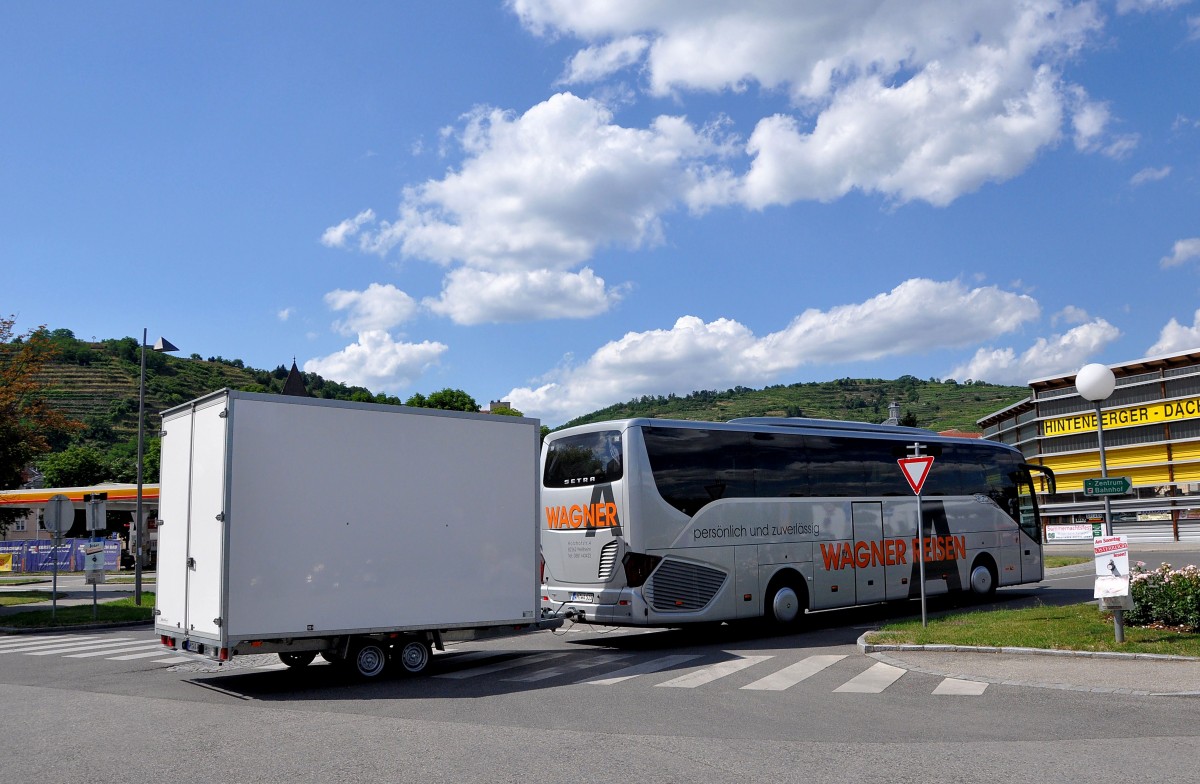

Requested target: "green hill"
[
  {"left": 16, "top": 329, "right": 1030, "bottom": 488},
  {"left": 560, "top": 376, "right": 1028, "bottom": 433}
]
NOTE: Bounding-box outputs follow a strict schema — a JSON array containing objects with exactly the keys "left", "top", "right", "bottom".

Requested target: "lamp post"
[
  {"left": 1076, "top": 362, "right": 1125, "bottom": 643},
  {"left": 135, "top": 329, "right": 178, "bottom": 605},
  {"left": 1075, "top": 363, "right": 1117, "bottom": 536}
]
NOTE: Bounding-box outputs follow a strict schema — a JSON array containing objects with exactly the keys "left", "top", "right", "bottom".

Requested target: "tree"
[
  {"left": 407, "top": 388, "right": 480, "bottom": 412},
  {"left": 0, "top": 317, "right": 82, "bottom": 533},
  {"left": 39, "top": 444, "right": 111, "bottom": 487}
]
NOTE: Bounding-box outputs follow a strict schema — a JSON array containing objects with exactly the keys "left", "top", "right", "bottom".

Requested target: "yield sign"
[{"left": 898, "top": 456, "right": 935, "bottom": 495}]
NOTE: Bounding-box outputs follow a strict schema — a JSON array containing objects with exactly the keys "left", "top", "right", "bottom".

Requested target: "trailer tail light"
[
  {"left": 160, "top": 635, "right": 176, "bottom": 649},
  {"left": 219, "top": 648, "right": 230, "bottom": 661},
  {"left": 621, "top": 552, "right": 662, "bottom": 588}
]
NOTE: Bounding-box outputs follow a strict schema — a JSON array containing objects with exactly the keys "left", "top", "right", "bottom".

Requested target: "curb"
[
  {"left": 857, "top": 631, "right": 1200, "bottom": 662},
  {"left": 856, "top": 632, "right": 1200, "bottom": 698}
]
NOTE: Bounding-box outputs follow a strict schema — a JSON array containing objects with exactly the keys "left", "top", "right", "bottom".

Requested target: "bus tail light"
[{"left": 621, "top": 552, "right": 661, "bottom": 588}]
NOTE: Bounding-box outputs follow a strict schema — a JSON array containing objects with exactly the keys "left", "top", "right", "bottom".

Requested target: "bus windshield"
[{"left": 543, "top": 430, "right": 623, "bottom": 487}]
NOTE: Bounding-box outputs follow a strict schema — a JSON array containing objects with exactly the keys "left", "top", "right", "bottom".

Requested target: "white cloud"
[
  {"left": 303, "top": 330, "right": 448, "bottom": 392},
  {"left": 513, "top": 0, "right": 1109, "bottom": 208},
  {"left": 276, "top": 307, "right": 294, "bottom": 322},
  {"left": 423, "top": 267, "right": 623, "bottom": 325},
  {"left": 1131, "top": 166, "right": 1171, "bottom": 185},
  {"left": 946, "top": 318, "right": 1121, "bottom": 385},
  {"left": 321, "top": 209, "right": 376, "bottom": 248},
  {"left": 355, "top": 94, "right": 721, "bottom": 269},
  {"left": 507, "top": 278, "right": 1040, "bottom": 423},
  {"left": 1052, "top": 305, "right": 1091, "bottom": 326},
  {"left": 324, "top": 283, "right": 418, "bottom": 335},
  {"left": 318, "top": 3, "right": 1133, "bottom": 329},
  {"left": 1160, "top": 237, "right": 1200, "bottom": 268},
  {"left": 1148, "top": 310, "right": 1200, "bottom": 355},
  {"left": 560, "top": 36, "right": 649, "bottom": 84},
  {"left": 1115, "top": 0, "right": 1189, "bottom": 13}
]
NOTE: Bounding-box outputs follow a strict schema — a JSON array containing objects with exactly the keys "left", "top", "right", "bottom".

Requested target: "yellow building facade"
[{"left": 979, "top": 349, "right": 1200, "bottom": 542}]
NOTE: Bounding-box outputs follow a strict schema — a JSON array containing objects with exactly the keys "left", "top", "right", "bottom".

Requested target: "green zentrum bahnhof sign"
[
  {"left": 1083, "top": 477, "right": 1132, "bottom": 496},
  {"left": 1044, "top": 397, "right": 1200, "bottom": 437}
]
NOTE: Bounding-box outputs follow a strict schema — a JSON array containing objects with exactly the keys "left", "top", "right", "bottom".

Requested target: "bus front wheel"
[
  {"left": 766, "top": 577, "right": 807, "bottom": 626},
  {"left": 969, "top": 557, "right": 998, "bottom": 598}
]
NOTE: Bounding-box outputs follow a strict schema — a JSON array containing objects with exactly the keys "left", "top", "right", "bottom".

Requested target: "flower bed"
[{"left": 1126, "top": 562, "right": 1200, "bottom": 631}]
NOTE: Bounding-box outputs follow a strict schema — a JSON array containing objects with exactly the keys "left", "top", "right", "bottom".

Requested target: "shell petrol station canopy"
[{"left": 0, "top": 483, "right": 159, "bottom": 510}]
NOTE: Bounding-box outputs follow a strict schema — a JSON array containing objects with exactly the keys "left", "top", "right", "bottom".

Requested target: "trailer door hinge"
[
  {"left": 213, "top": 618, "right": 222, "bottom": 627},
  {"left": 187, "top": 557, "right": 196, "bottom": 570},
  {"left": 219, "top": 409, "right": 228, "bottom": 418},
  {"left": 215, "top": 512, "right": 225, "bottom": 522}
]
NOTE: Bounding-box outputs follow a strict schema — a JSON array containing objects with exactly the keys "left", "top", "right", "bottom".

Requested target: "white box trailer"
[{"left": 154, "top": 389, "right": 556, "bottom": 678}]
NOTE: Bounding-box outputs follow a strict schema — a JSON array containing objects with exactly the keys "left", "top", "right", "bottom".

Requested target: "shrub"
[{"left": 1127, "top": 562, "right": 1200, "bottom": 630}]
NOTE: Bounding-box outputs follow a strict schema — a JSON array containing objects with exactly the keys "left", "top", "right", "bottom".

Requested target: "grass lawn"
[
  {"left": 0, "top": 591, "right": 65, "bottom": 607},
  {"left": 0, "top": 593, "right": 156, "bottom": 629},
  {"left": 1044, "top": 555, "right": 1090, "bottom": 569},
  {"left": 869, "top": 601, "right": 1200, "bottom": 657},
  {"left": 0, "top": 577, "right": 48, "bottom": 586}
]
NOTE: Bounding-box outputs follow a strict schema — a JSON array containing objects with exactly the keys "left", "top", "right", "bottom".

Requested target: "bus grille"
[
  {"left": 598, "top": 540, "right": 618, "bottom": 581},
  {"left": 645, "top": 559, "right": 727, "bottom": 611}
]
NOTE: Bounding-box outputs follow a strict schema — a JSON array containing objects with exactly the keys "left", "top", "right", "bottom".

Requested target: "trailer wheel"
[
  {"left": 351, "top": 640, "right": 389, "bottom": 678},
  {"left": 397, "top": 639, "right": 432, "bottom": 675},
  {"left": 278, "top": 651, "right": 317, "bottom": 668}
]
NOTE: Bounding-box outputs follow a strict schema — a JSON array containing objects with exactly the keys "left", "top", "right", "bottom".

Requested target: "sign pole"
[
  {"left": 898, "top": 444, "right": 935, "bottom": 628},
  {"left": 917, "top": 484, "right": 926, "bottom": 627},
  {"left": 51, "top": 532, "right": 59, "bottom": 621}
]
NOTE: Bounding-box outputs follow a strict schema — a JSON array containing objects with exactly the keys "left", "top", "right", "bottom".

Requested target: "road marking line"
[
  {"left": 834, "top": 662, "right": 906, "bottom": 693},
  {"left": 741, "top": 655, "right": 846, "bottom": 691},
  {"left": 583, "top": 654, "right": 702, "bottom": 685},
  {"left": 656, "top": 654, "right": 774, "bottom": 688}
]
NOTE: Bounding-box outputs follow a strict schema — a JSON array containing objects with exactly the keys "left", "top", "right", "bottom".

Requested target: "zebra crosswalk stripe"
[
  {"left": 435, "top": 651, "right": 569, "bottom": 680},
  {"left": 65, "top": 642, "right": 166, "bottom": 658},
  {"left": 932, "top": 677, "right": 988, "bottom": 695},
  {"left": 584, "top": 654, "right": 702, "bottom": 685},
  {"left": 833, "top": 661, "right": 906, "bottom": 693},
  {"left": 656, "top": 654, "right": 774, "bottom": 688},
  {"left": 505, "top": 653, "right": 632, "bottom": 682},
  {"left": 741, "top": 654, "right": 846, "bottom": 691}
]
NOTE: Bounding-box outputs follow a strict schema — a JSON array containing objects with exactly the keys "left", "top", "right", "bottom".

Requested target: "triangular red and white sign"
[{"left": 897, "top": 456, "right": 935, "bottom": 494}]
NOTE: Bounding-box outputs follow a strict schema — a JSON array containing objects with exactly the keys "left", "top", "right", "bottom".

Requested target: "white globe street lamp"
[{"left": 1075, "top": 362, "right": 1116, "bottom": 537}]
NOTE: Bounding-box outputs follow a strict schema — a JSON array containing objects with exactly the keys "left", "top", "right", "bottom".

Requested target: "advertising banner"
[
  {"left": 0, "top": 540, "right": 25, "bottom": 571},
  {"left": 26, "top": 541, "right": 76, "bottom": 571}
]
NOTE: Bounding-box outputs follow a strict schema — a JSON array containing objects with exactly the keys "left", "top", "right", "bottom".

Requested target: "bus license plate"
[{"left": 570, "top": 592, "right": 594, "bottom": 603}]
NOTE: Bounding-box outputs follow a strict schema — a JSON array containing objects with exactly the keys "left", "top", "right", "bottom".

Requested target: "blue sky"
[{"left": 3, "top": 1, "right": 1199, "bottom": 426}]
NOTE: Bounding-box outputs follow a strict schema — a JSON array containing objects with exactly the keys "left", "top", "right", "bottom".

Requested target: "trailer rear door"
[{"left": 155, "top": 392, "right": 229, "bottom": 642}]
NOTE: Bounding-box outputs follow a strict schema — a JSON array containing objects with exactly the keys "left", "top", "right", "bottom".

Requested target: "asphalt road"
[{"left": 3, "top": 546, "right": 1199, "bottom": 783}]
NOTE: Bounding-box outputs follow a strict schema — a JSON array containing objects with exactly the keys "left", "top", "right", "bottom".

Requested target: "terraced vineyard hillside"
[{"left": 37, "top": 353, "right": 259, "bottom": 439}]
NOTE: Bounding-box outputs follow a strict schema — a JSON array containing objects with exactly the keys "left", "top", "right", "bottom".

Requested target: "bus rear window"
[{"left": 544, "top": 431, "right": 623, "bottom": 487}]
